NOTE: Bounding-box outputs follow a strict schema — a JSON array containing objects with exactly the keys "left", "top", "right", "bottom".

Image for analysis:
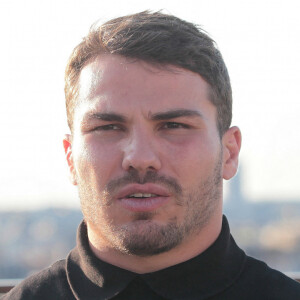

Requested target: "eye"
[
  {"left": 161, "top": 122, "right": 190, "bottom": 129},
  {"left": 94, "top": 124, "right": 122, "bottom": 131}
]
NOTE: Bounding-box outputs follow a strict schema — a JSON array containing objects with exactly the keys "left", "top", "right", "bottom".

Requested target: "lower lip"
[{"left": 119, "top": 197, "right": 169, "bottom": 212}]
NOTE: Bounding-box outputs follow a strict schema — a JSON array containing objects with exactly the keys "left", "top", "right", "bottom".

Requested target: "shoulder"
[
  {"left": 231, "top": 255, "right": 300, "bottom": 299},
  {"left": 1, "top": 260, "right": 75, "bottom": 300}
]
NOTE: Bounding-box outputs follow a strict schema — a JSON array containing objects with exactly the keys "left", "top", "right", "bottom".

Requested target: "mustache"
[{"left": 105, "top": 169, "right": 183, "bottom": 197}]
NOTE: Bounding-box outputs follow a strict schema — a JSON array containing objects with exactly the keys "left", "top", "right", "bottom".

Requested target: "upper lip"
[{"left": 116, "top": 184, "right": 171, "bottom": 199}]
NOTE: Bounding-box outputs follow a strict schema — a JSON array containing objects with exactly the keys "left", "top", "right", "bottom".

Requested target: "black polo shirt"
[{"left": 3, "top": 216, "right": 300, "bottom": 299}]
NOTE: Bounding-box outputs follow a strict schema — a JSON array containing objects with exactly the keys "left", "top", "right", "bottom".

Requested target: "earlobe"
[
  {"left": 222, "top": 126, "right": 242, "bottom": 180},
  {"left": 63, "top": 134, "right": 77, "bottom": 185}
]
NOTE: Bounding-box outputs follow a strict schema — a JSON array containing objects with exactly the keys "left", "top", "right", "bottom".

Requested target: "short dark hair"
[{"left": 65, "top": 11, "right": 232, "bottom": 136}]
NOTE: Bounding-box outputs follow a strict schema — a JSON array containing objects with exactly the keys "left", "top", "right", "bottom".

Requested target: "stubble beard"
[{"left": 79, "top": 154, "right": 222, "bottom": 257}]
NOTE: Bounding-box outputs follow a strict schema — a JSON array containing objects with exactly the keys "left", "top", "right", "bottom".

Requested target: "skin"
[{"left": 63, "top": 54, "right": 241, "bottom": 273}]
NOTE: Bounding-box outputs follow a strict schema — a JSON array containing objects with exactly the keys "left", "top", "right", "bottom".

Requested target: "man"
[{"left": 3, "top": 11, "right": 300, "bottom": 300}]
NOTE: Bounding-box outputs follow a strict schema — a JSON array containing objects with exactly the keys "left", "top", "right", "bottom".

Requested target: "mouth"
[
  {"left": 127, "top": 193, "right": 159, "bottom": 198},
  {"left": 116, "top": 184, "right": 170, "bottom": 212}
]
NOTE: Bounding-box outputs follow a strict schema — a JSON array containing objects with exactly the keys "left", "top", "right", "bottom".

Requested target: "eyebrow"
[
  {"left": 150, "top": 109, "right": 204, "bottom": 121},
  {"left": 84, "top": 109, "right": 203, "bottom": 124},
  {"left": 85, "top": 112, "right": 127, "bottom": 123}
]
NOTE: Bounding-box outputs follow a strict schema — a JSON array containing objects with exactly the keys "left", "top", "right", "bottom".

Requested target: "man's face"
[{"left": 65, "top": 55, "right": 233, "bottom": 256}]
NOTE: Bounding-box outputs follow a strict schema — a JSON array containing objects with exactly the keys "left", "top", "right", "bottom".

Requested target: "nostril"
[{"left": 122, "top": 153, "right": 162, "bottom": 172}]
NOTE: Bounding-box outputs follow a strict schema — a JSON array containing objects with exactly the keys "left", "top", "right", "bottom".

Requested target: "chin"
[{"left": 113, "top": 218, "right": 184, "bottom": 256}]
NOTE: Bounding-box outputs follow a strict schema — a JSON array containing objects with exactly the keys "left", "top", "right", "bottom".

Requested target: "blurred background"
[{"left": 0, "top": 0, "right": 299, "bottom": 279}]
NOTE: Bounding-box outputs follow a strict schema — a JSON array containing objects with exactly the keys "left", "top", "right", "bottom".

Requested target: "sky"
[{"left": 0, "top": 0, "right": 300, "bottom": 210}]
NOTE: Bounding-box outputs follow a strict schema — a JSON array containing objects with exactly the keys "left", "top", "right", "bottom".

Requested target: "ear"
[
  {"left": 222, "top": 126, "right": 242, "bottom": 180},
  {"left": 63, "top": 134, "right": 77, "bottom": 185}
]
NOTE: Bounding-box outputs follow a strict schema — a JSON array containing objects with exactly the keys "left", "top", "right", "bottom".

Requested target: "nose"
[{"left": 122, "top": 127, "right": 162, "bottom": 173}]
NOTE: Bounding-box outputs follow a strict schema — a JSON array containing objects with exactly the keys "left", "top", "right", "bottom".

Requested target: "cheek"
[
  {"left": 73, "top": 137, "right": 122, "bottom": 184},
  {"left": 165, "top": 137, "right": 220, "bottom": 180}
]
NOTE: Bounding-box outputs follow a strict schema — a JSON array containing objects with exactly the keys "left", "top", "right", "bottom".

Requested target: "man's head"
[
  {"left": 65, "top": 11, "right": 232, "bottom": 137},
  {"left": 63, "top": 11, "right": 241, "bottom": 262}
]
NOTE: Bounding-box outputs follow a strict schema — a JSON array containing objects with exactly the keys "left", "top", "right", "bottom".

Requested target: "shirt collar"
[{"left": 67, "top": 216, "right": 246, "bottom": 300}]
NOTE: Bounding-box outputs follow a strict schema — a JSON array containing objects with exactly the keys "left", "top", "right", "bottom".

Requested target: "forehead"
[{"left": 75, "top": 54, "right": 214, "bottom": 123}]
